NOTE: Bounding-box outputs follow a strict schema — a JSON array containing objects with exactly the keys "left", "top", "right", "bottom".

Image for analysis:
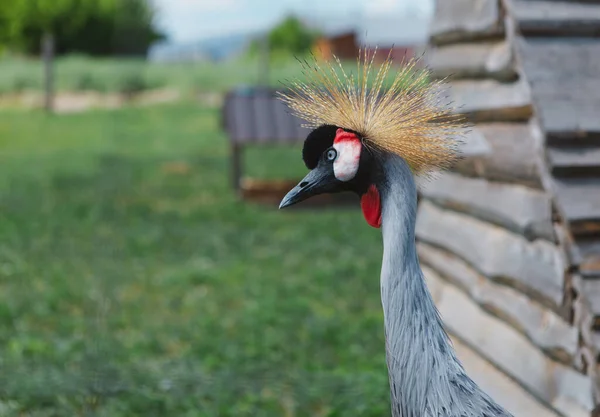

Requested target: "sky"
[{"left": 152, "top": 0, "right": 434, "bottom": 43}]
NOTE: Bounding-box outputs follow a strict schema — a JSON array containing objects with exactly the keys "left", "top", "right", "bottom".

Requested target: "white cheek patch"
[{"left": 333, "top": 139, "right": 362, "bottom": 181}]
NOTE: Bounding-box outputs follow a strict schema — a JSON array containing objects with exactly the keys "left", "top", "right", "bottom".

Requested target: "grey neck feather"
[{"left": 377, "top": 153, "right": 513, "bottom": 417}]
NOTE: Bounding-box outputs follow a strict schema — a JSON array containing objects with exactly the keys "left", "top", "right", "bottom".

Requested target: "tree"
[
  {"left": 248, "top": 15, "right": 319, "bottom": 58},
  {"left": 0, "top": 0, "right": 163, "bottom": 56},
  {"left": 2, "top": 0, "right": 85, "bottom": 51},
  {"left": 0, "top": 1, "right": 10, "bottom": 53},
  {"left": 65, "top": 0, "right": 164, "bottom": 56},
  {"left": 268, "top": 16, "right": 318, "bottom": 55}
]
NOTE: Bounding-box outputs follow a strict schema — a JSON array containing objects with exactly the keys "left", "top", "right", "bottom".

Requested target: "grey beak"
[
  {"left": 279, "top": 167, "right": 335, "bottom": 209},
  {"left": 279, "top": 183, "right": 309, "bottom": 209}
]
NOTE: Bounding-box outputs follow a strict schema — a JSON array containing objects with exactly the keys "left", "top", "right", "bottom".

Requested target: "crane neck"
[{"left": 376, "top": 154, "right": 511, "bottom": 417}]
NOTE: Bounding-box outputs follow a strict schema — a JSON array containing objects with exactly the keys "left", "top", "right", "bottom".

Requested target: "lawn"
[
  {"left": 0, "top": 101, "right": 389, "bottom": 416},
  {"left": 0, "top": 54, "right": 316, "bottom": 95}
]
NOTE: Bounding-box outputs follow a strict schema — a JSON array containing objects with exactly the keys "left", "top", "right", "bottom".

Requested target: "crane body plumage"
[
  {"left": 277, "top": 51, "right": 515, "bottom": 416},
  {"left": 378, "top": 153, "right": 512, "bottom": 417}
]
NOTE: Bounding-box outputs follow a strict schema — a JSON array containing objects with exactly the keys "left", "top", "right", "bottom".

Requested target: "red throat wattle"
[{"left": 361, "top": 184, "right": 381, "bottom": 228}]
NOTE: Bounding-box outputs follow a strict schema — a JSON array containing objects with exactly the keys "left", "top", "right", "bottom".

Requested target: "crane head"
[
  {"left": 277, "top": 50, "right": 467, "bottom": 228},
  {"left": 279, "top": 124, "right": 382, "bottom": 228}
]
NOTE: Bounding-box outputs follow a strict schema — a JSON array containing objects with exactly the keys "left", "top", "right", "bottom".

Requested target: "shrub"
[{"left": 117, "top": 72, "right": 148, "bottom": 96}]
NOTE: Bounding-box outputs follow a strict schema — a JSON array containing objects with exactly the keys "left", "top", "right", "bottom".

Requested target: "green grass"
[
  {"left": 0, "top": 102, "right": 390, "bottom": 416},
  {"left": 0, "top": 54, "right": 316, "bottom": 95}
]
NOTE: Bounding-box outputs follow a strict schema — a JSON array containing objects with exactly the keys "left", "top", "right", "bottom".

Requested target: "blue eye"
[{"left": 326, "top": 148, "right": 337, "bottom": 161}]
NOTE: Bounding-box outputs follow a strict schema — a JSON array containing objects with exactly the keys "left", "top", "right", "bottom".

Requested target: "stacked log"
[
  {"left": 418, "top": 0, "right": 598, "bottom": 415},
  {"left": 508, "top": 0, "right": 600, "bottom": 410}
]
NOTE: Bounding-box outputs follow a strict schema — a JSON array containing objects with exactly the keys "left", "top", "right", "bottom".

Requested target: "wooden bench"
[{"left": 221, "top": 86, "right": 308, "bottom": 198}]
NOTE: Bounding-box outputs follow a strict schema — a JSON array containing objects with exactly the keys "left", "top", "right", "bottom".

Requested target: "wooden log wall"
[
  {"left": 421, "top": 0, "right": 598, "bottom": 415},
  {"left": 506, "top": 0, "right": 600, "bottom": 411}
]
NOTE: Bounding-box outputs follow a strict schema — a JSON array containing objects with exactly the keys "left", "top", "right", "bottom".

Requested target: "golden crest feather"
[{"left": 277, "top": 48, "right": 467, "bottom": 174}]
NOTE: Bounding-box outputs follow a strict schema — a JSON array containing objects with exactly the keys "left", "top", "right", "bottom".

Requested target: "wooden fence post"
[{"left": 42, "top": 32, "right": 55, "bottom": 113}]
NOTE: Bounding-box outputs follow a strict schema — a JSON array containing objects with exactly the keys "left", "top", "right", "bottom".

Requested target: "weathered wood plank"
[
  {"left": 517, "top": 38, "right": 600, "bottom": 139},
  {"left": 537, "top": 102, "right": 600, "bottom": 143},
  {"left": 528, "top": 78, "right": 600, "bottom": 102},
  {"left": 548, "top": 146, "right": 600, "bottom": 176},
  {"left": 223, "top": 88, "right": 309, "bottom": 144},
  {"left": 552, "top": 176, "right": 600, "bottom": 227},
  {"left": 272, "top": 99, "right": 300, "bottom": 143},
  {"left": 427, "top": 41, "right": 517, "bottom": 81},
  {"left": 416, "top": 201, "right": 565, "bottom": 309},
  {"left": 572, "top": 273, "right": 598, "bottom": 355},
  {"left": 542, "top": 117, "right": 600, "bottom": 146},
  {"left": 423, "top": 265, "right": 595, "bottom": 415},
  {"left": 252, "top": 95, "right": 276, "bottom": 143},
  {"left": 418, "top": 172, "right": 554, "bottom": 240},
  {"left": 452, "top": 123, "right": 543, "bottom": 189},
  {"left": 430, "top": 0, "right": 503, "bottom": 45},
  {"left": 506, "top": 0, "right": 600, "bottom": 37},
  {"left": 418, "top": 242, "right": 578, "bottom": 363},
  {"left": 580, "top": 279, "right": 600, "bottom": 328},
  {"left": 450, "top": 335, "right": 561, "bottom": 417},
  {"left": 226, "top": 95, "right": 256, "bottom": 143},
  {"left": 554, "top": 222, "right": 583, "bottom": 271},
  {"left": 458, "top": 126, "right": 492, "bottom": 158},
  {"left": 519, "top": 37, "right": 600, "bottom": 80},
  {"left": 576, "top": 237, "right": 600, "bottom": 278},
  {"left": 449, "top": 79, "right": 532, "bottom": 122}
]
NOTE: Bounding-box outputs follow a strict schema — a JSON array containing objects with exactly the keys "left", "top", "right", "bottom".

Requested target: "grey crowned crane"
[{"left": 277, "top": 52, "right": 514, "bottom": 417}]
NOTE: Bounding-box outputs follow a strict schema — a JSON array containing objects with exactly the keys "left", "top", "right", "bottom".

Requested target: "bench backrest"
[{"left": 222, "top": 87, "right": 312, "bottom": 145}]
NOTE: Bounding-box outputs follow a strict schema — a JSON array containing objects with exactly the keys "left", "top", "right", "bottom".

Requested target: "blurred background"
[
  {"left": 1, "top": 0, "right": 599, "bottom": 416},
  {"left": 0, "top": 1, "right": 430, "bottom": 416}
]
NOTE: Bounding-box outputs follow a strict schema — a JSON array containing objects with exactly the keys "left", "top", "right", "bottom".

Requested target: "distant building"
[
  {"left": 313, "top": 31, "right": 358, "bottom": 61},
  {"left": 366, "top": 46, "right": 417, "bottom": 64}
]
